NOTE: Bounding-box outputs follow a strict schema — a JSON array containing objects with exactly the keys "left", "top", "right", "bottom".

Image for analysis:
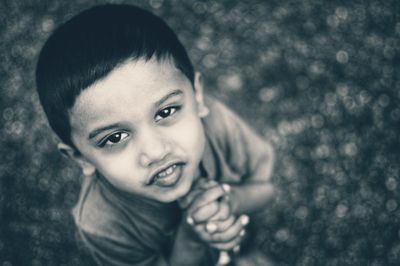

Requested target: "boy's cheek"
[
  {"left": 173, "top": 116, "right": 205, "bottom": 149},
  {"left": 91, "top": 153, "right": 139, "bottom": 181}
]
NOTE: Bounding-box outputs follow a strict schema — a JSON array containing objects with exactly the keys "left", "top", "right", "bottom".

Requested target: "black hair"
[{"left": 36, "top": 4, "right": 194, "bottom": 147}]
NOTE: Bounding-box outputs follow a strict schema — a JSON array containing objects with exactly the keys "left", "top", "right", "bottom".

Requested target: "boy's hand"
[
  {"left": 177, "top": 178, "right": 218, "bottom": 209},
  {"left": 182, "top": 181, "right": 249, "bottom": 251},
  {"left": 190, "top": 210, "right": 249, "bottom": 251},
  {"left": 187, "top": 182, "right": 231, "bottom": 219}
]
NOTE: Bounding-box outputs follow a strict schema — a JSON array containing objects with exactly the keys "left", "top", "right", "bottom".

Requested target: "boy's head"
[
  {"left": 36, "top": 4, "right": 194, "bottom": 148},
  {"left": 36, "top": 4, "right": 209, "bottom": 202}
]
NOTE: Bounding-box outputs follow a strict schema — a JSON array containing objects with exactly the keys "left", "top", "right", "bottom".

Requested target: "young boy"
[{"left": 36, "top": 4, "right": 275, "bottom": 266}]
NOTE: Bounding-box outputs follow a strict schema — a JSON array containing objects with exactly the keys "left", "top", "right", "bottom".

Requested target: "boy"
[{"left": 36, "top": 4, "right": 275, "bottom": 266}]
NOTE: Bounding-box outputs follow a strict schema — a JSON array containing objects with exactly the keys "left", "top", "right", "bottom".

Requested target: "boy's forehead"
[
  {"left": 69, "top": 57, "right": 191, "bottom": 135},
  {"left": 101, "top": 57, "right": 182, "bottom": 86},
  {"left": 73, "top": 58, "right": 184, "bottom": 108}
]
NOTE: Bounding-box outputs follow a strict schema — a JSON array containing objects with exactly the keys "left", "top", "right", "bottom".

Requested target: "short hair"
[{"left": 36, "top": 4, "right": 194, "bottom": 147}]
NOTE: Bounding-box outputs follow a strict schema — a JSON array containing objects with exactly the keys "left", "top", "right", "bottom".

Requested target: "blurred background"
[{"left": 0, "top": 0, "right": 399, "bottom": 265}]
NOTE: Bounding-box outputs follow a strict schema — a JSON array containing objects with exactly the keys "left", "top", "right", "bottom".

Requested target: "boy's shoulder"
[
  {"left": 72, "top": 177, "right": 133, "bottom": 243},
  {"left": 202, "top": 95, "right": 273, "bottom": 183},
  {"left": 71, "top": 177, "right": 171, "bottom": 262},
  {"left": 72, "top": 176, "right": 180, "bottom": 251},
  {"left": 202, "top": 96, "right": 249, "bottom": 149}
]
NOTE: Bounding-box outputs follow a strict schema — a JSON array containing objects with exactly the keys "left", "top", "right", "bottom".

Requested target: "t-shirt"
[{"left": 72, "top": 97, "right": 272, "bottom": 265}]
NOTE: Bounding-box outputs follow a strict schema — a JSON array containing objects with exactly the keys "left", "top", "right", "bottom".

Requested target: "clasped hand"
[{"left": 178, "top": 178, "right": 249, "bottom": 252}]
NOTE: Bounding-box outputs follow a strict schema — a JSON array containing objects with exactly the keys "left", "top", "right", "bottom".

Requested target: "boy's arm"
[
  {"left": 205, "top": 98, "right": 275, "bottom": 216},
  {"left": 77, "top": 222, "right": 215, "bottom": 266}
]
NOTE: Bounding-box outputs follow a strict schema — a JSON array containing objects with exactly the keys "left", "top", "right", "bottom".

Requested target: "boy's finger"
[
  {"left": 213, "top": 215, "right": 235, "bottom": 232},
  {"left": 193, "top": 224, "right": 213, "bottom": 242},
  {"left": 211, "top": 234, "right": 243, "bottom": 251},
  {"left": 178, "top": 188, "right": 203, "bottom": 209},
  {"left": 191, "top": 201, "right": 220, "bottom": 223},
  {"left": 204, "top": 215, "right": 235, "bottom": 235},
  {"left": 206, "top": 222, "right": 218, "bottom": 233},
  {"left": 188, "top": 185, "right": 226, "bottom": 212},
  {"left": 179, "top": 178, "right": 219, "bottom": 209},
  {"left": 197, "top": 178, "right": 218, "bottom": 189},
  {"left": 210, "top": 215, "right": 249, "bottom": 243},
  {"left": 209, "top": 201, "right": 230, "bottom": 222}
]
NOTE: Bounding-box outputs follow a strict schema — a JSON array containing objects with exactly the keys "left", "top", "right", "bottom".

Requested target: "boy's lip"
[{"left": 147, "top": 160, "right": 186, "bottom": 186}]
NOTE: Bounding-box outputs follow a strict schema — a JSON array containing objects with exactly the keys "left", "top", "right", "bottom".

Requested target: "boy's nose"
[{"left": 138, "top": 133, "right": 171, "bottom": 167}]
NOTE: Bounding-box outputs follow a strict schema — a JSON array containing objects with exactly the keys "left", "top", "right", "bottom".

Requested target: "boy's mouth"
[{"left": 147, "top": 161, "right": 186, "bottom": 187}]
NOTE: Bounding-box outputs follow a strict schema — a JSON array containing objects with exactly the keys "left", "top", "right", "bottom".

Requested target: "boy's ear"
[
  {"left": 57, "top": 143, "right": 96, "bottom": 177},
  {"left": 194, "top": 72, "right": 209, "bottom": 117}
]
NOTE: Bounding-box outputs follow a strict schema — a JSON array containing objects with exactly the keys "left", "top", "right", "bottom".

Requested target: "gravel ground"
[{"left": 0, "top": 0, "right": 399, "bottom": 265}]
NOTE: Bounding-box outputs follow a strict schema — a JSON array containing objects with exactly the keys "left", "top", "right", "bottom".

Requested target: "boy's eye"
[
  {"left": 99, "top": 132, "right": 129, "bottom": 147},
  {"left": 155, "top": 106, "right": 180, "bottom": 122}
]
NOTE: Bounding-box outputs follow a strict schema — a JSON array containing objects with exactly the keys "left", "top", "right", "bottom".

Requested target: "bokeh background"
[{"left": 1, "top": 0, "right": 399, "bottom": 265}]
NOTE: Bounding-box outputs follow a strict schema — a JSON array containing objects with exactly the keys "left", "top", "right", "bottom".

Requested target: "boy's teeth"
[{"left": 156, "top": 164, "right": 176, "bottom": 178}]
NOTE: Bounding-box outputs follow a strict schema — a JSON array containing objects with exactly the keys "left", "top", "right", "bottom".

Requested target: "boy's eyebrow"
[
  {"left": 88, "top": 90, "right": 183, "bottom": 140},
  {"left": 88, "top": 123, "right": 123, "bottom": 140},
  {"left": 155, "top": 89, "right": 183, "bottom": 106}
]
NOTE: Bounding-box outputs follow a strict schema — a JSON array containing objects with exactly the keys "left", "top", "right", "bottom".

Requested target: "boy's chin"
[{"left": 160, "top": 175, "right": 194, "bottom": 203}]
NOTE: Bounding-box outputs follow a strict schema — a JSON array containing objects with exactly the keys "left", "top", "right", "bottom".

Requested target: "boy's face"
[{"left": 67, "top": 58, "right": 206, "bottom": 203}]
